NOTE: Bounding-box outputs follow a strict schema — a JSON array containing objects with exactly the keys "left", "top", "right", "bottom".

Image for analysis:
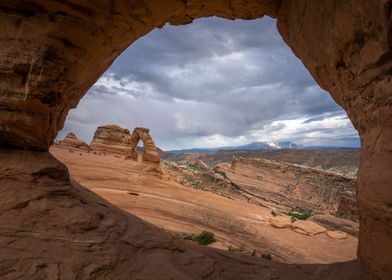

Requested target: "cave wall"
[
  {"left": 277, "top": 2, "right": 392, "bottom": 278},
  {"left": 0, "top": 0, "right": 391, "bottom": 279}
]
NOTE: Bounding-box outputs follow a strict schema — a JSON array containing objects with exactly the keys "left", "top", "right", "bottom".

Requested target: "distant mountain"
[
  {"left": 167, "top": 141, "right": 359, "bottom": 155},
  {"left": 236, "top": 141, "right": 304, "bottom": 150}
]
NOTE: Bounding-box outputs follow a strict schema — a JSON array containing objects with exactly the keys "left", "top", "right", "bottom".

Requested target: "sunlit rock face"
[
  {"left": 88, "top": 125, "right": 161, "bottom": 164},
  {"left": 90, "top": 125, "right": 133, "bottom": 156},
  {"left": 0, "top": 0, "right": 391, "bottom": 279},
  {"left": 57, "top": 132, "right": 90, "bottom": 150},
  {"left": 220, "top": 157, "right": 358, "bottom": 219},
  {"left": 129, "top": 127, "right": 160, "bottom": 163}
]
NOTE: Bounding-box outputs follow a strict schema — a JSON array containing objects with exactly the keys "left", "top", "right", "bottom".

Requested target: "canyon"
[{"left": 0, "top": 0, "right": 391, "bottom": 279}]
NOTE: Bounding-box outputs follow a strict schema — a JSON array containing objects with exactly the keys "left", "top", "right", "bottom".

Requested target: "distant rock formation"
[
  {"left": 129, "top": 127, "right": 160, "bottom": 163},
  {"left": 58, "top": 133, "right": 89, "bottom": 150},
  {"left": 219, "top": 157, "right": 359, "bottom": 221},
  {"left": 89, "top": 125, "right": 161, "bottom": 168},
  {"left": 90, "top": 125, "right": 132, "bottom": 156}
]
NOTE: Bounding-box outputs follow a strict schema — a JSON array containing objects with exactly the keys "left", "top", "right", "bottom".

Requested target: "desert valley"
[{"left": 51, "top": 124, "right": 360, "bottom": 265}]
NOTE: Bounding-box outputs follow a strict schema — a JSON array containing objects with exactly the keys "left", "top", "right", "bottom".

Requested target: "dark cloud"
[{"left": 58, "top": 17, "right": 359, "bottom": 150}]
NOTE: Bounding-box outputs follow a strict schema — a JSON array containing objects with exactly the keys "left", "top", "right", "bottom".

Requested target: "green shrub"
[
  {"left": 228, "top": 245, "right": 244, "bottom": 252},
  {"left": 261, "top": 252, "right": 272, "bottom": 260},
  {"left": 287, "top": 210, "right": 312, "bottom": 220},
  {"left": 178, "top": 231, "right": 216, "bottom": 245},
  {"left": 195, "top": 230, "right": 215, "bottom": 245}
]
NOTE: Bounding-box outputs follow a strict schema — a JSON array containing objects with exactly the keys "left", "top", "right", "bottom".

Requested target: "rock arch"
[
  {"left": 129, "top": 127, "right": 160, "bottom": 163},
  {"left": 0, "top": 1, "right": 391, "bottom": 279}
]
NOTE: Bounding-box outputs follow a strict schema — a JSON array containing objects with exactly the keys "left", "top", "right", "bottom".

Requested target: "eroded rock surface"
[
  {"left": 0, "top": 149, "right": 361, "bottom": 279},
  {"left": 129, "top": 127, "right": 160, "bottom": 163},
  {"left": 90, "top": 125, "right": 132, "bottom": 156},
  {"left": 218, "top": 157, "right": 358, "bottom": 219},
  {"left": 166, "top": 149, "right": 360, "bottom": 177},
  {"left": 327, "top": 231, "right": 348, "bottom": 240},
  {"left": 309, "top": 214, "right": 359, "bottom": 237},
  {"left": 270, "top": 216, "right": 292, "bottom": 229},
  {"left": 56, "top": 132, "right": 90, "bottom": 150},
  {"left": 292, "top": 220, "right": 327, "bottom": 236},
  {"left": 0, "top": 0, "right": 391, "bottom": 278}
]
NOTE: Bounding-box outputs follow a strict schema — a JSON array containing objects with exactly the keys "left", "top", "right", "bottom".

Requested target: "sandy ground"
[{"left": 51, "top": 146, "right": 358, "bottom": 264}]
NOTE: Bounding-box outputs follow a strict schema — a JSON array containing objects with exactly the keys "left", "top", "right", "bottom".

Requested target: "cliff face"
[
  {"left": 90, "top": 125, "right": 132, "bottom": 156},
  {"left": 0, "top": 0, "right": 391, "bottom": 278},
  {"left": 217, "top": 157, "right": 358, "bottom": 220}
]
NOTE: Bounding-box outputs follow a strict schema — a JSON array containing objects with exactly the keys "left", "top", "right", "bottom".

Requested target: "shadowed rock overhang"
[{"left": 0, "top": 1, "right": 391, "bottom": 279}]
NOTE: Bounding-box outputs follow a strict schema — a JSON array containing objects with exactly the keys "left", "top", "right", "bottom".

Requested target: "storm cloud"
[{"left": 58, "top": 17, "right": 359, "bottom": 150}]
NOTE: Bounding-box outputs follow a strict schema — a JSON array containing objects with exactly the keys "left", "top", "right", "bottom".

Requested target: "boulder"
[
  {"left": 270, "top": 216, "right": 292, "bottom": 229},
  {"left": 327, "top": 231, "right": 348, "bottom": 240},
  {"left": 291, "top": 220, "right": 326, "bottom": 236}
]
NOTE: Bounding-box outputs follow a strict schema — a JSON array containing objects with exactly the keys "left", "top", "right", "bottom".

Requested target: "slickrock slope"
[
  {"left": 50, "top": 147, "right": 358, "bottom": 267},
  {"left": 163, "top": 157, "right": 359, "bottom": 236},
  {"left": 0, "top": 0, "right": 391, "bottom": 278},
  {"left": 90, "top": 125, "right": 133, "bottom": 156},
  {"left": 216, "top": 157, "right": 358, "bottom": 220},
  {"left": 163, "top": 159, "right": 248, "bottom": 202},
  {"left": 56, "top": 132, "right": 90, "bottom": 150},
  {"left": 0, "top": 148, "right": 358, "bottom": 279}
]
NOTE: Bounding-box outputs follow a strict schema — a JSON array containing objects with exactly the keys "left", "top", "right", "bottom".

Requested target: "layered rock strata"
[
  {"left": 0, "top": 149, "right": 361, "bottom": 279},
  {"left": 57, "top": 132, "right": 89, "bottom": 150},
  {"left": 90, "top": 125, "right": 132, "bottom": 156},
  {"left": 0, "top": 0, "right": 391, "bottom": 278},
  {"left": 129, "top": 127, "right": 160, "bottom": 163},
  {"left": 218, "top": 157, "right": 358, "bottom": 220}
]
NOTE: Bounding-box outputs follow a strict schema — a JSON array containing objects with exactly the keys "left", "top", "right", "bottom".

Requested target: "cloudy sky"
[{"left": 58, "top": 16, "right": 360, "bottom": 150}]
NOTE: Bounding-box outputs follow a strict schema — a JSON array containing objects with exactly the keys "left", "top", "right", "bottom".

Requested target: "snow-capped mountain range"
[{"left": 168, "top": 141, "right": 359, "bottom": 154}]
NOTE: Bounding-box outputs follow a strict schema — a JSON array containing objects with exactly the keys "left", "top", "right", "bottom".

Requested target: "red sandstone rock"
[
  {"left": 292, "top": 220, "right": 327, "bottom": 236},
  {"left": 129, "top": 127, "right": 160, "bottom": 163},
  {"left": 57, "top": 132, "right": 89, "bottom": 150},
  {"left": 327, "top": 231, "right": 348, "bottom": 240},
  {"left": 90, "top": 125, "right": 133, "bottom": 156},
  {"left": 0, "top": 149, "right": 361, "bottom": 279},
  {"left": 0, "top": 1, "right": 391, "bottom": 278},
  {"left": 219, "top": 157, "right": 358, "bottom": 219},
  {"left": 270, "top": 216, "right": 292, "bottom": 229},
  {"left": 309, "top": 214, "right": 359, "bottom": 237}
]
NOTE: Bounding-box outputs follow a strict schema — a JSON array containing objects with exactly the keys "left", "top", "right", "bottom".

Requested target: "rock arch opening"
[
  {"left": 129, "top": 127, "right": 160, "bottom": 164},
  {"left": 57, "top": 17, "right": 360, "bottom": 265},
  {"left": 0, "top": 1, "right": 391, "bottom": 279}
]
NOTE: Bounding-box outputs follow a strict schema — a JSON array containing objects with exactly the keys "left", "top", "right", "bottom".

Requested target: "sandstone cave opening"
[
  {"left": 2, "top": 1, "right": 391, "bottom": 279},
  {"left": 55, "top": 16, "right": 360, "bottom": 266}
]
